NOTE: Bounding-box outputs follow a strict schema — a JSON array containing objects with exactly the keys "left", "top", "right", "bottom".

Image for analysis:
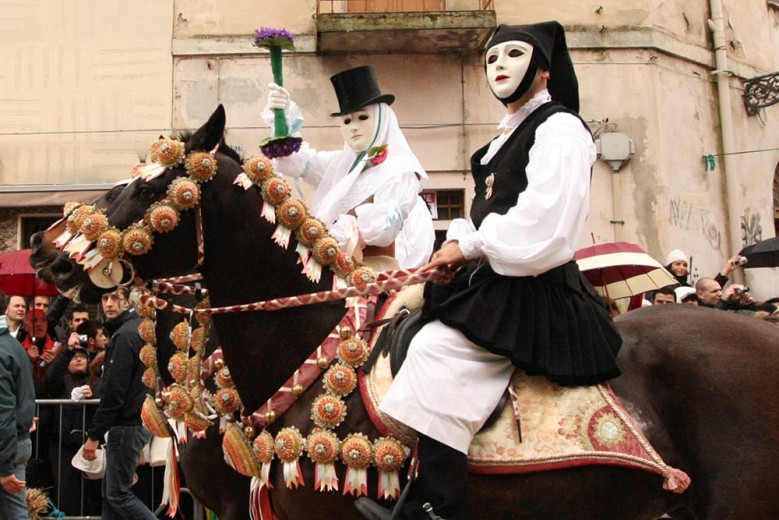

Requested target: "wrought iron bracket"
[{"left": 743, "top": 71, "right": 779, "bottom": 115}]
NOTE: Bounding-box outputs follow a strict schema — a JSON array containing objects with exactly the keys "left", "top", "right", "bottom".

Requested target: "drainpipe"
[{"left": 708, "top": 0, "right": 744, "bottom": 283}]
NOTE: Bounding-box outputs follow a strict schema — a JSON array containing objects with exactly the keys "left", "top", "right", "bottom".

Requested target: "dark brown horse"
[
  {"left": 30, "top": 191, "right": 251, "bottom": 520},
  {"left": 39, "top": 105, "right": 779, "bottom": 519}
]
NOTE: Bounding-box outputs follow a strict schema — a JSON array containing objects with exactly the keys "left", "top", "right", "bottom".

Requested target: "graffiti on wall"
[
  {"left": 669, "top": 198, "right": 723, "bottom": 251},
  {"left": 741, "top": 209, "right": 763, "bottom": 247}
]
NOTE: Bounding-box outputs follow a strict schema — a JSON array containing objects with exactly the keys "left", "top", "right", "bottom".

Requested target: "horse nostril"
[{"left": 50, "top": 256, "right": 75, "bottom": 277}]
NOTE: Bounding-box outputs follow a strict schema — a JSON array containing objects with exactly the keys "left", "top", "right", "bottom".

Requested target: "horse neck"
[{"left": 194, "top": 180, "right": 348, "bottom": 412}]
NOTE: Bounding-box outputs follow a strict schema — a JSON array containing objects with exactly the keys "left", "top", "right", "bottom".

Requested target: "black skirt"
[{"left": 422, "top": 260, "right": 622, "bottom": 386}]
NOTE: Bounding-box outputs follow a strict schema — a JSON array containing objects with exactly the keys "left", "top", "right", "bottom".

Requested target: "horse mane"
[{"left": 171, "top": 130, "right": 243, "bottom": 165}]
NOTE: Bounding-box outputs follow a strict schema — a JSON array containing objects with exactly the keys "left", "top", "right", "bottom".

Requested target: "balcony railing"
[
  {"left": 315, "top": 0, "right": 496, "bottom": 54},
  {"left": 317, "top": 0, "right": 494, "bottom": 14}
]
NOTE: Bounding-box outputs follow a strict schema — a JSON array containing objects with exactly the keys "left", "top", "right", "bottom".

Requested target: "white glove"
[
  {"left": 266, "top": 82, "right": 291, "bottom": 111},
  {"left": 261, "top": 82, "right": 304, "bottom": 136}
]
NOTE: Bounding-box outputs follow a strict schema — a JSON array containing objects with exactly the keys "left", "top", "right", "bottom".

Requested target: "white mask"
[
  {"left": 340, "top": 109, "right": 376, "bottom": 152},
  {"left": 485, "top": 40, "right": 534, "bottom": 100}
]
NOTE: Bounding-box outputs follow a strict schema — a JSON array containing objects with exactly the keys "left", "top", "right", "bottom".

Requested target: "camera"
[
  {"left": 78, "top": 334, "right": 89, "bottom": 344},
  {"left": 738, "top": 257, "right": 748, "bottom": 266},
  {"left": 734, "top": 285, "right": 749, "bottom": 295}
]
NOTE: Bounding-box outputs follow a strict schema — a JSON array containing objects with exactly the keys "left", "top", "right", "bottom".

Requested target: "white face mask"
[
  {"left": 340, "top": 109, "right": 376, "bottom": 152},
  {"left": 485, "top": 40, "right": 534, "bottom": 99}
]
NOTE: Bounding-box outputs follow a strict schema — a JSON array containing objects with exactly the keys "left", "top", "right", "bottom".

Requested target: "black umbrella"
[{"left": 738, "top": 237, "right": 779, "bottom": 268}]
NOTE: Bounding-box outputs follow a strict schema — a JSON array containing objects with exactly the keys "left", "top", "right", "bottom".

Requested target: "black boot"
[{"left": 355, "top": 434, "right": 468, "bottom": 520}]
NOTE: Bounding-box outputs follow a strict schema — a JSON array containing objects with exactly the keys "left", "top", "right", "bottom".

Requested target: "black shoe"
[{"left": 355, "top": 497, "right": 393, "bottom": 520}]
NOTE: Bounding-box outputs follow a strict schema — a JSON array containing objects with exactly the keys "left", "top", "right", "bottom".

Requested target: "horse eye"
[{"left": 137, "top": 185, "right": 156, "bottom": 202}]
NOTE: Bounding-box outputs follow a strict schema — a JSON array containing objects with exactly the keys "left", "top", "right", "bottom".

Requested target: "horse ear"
[{"left": 187, "top": 104, "right": 226, "bottom": 152}]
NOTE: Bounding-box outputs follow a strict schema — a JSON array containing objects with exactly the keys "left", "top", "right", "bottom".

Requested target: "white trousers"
[{"left": 379, "top": 320, "right": 515, "bottom": 454}]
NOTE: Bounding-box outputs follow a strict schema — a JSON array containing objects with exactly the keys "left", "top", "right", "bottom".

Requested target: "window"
[
  {"left": 20, "top": 215, "right": 59, "bottom": 250},
  {"left": 432, "top": 189, "right": 465, "bottom": 221}
]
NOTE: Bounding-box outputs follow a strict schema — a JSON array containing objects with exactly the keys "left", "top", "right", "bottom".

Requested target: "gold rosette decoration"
[
  {"left": 312, "top": 237, "right": 340, "bottom": 266},
  {"left": 261, "top": 177, "right": 291, "bottom": 206},
  {"left": 296, "top": 218, "right": 326, "bottom": 248},
  {"left": 336, "top": 332, "right": 368, "bottom": 368},
  {"left": 213, "top": 387, "right": 241, "bottom": 415},
  {"left": 150, "top": 139, "right": 185, "bottom": 167},
  {"left": 323, "top": 364, "right": 357, "bottom": 396},
  {"left": 307, "top": 429, "right": 340, "bottom": 492},
  {"left": 141, "top": 394, "right": 171, "bottom": 438},
  {"left": 80, "top": 211, "right": 109, "bottom": 241},
  {"left": 96, "top": 228, "right": 123, "bottom": 259},
  {"left": 165, "top": 384, "right": 194, "bottom": 420},
  {"left": 122, "top": 225, "right": 153, "bottom": 256},
  {"left": 142, "top": 367, "right": 158, "bottom": 389},
  {"left": 167, "top": 177, "right": 201, "bottom": 210},
  {"left": 274, "top": 427, "right": 305, "bottom": 488},
  {"left": 147, "top": 203, "right": 180, "bottom": 234},
  {"left": 66, "top": 204, "right": 93, "bottom": 233},
  {"left": 374, "top": 437, "right": 407, "bottom": 500},
  {"left": 184, "top": 411, "right": 212, "bottom": 433},
  {"left": 253, "top": 429, "right": 275, "bottom": 486},
  {"left": 340, "top": 433, "right": 373, "bottom": 497},
  {"left": 349, "top": 267, "right": 377, "bottom": 291},
  {"left": 139, "top": 344, "right": 157, "bottom": 369},
  {"left": 138, "top": 318, "right": 157, "bottom": 344},
  {"left": 276, "top": 199, "right": 308, "bottom": 230},
  {"left": 311, "top": 394, "right": 347, "bottom": 429},
  {"left": 169, "top": 321, "right": 191, "bottom": 352},
  {"left": 243, "top": 156, "right": 275, "bottom": 184},
  {"left": 167, "top": 352, "right": 189, "bottom": 385},
  {"left": 222, "top": 422, "right": 262, "bottom": 478},
  {"left": 185, "top": 151, "right": 218, "bottom": 182}
]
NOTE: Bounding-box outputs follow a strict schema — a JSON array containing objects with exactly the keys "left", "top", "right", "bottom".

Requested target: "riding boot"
[{"left": 355, "top": 434, "right": 468, "bottom": 520}]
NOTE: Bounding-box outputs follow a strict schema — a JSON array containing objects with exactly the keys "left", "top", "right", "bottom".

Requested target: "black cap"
[
  {"left": 486, "top": 21, "right": 579, "bottom": 112},
  {"left": 329, "top": 65, "right": 395, "bottom": 117}
]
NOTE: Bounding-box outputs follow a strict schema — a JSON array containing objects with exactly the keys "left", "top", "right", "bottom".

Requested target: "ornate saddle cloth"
[{"left": 361, "top": 288, "right": 690, "bottom": 493}]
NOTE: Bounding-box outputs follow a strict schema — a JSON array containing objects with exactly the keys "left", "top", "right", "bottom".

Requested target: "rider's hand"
[
  {"left": 266, "top": 83, "right": 291, "bottom": 111},
  {"left": 423, "top": 241, "right": 467, "bottom": 276}
]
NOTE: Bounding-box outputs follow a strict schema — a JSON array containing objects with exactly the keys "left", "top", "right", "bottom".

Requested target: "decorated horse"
[
  {"left": 30, "top": 193, "right": 251, "bottom": 520},
  {"left": 38, "top": 105, "right": 779, "bottom": 519}
]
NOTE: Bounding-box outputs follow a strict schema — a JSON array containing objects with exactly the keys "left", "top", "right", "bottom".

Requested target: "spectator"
[
  {"left": 651, "top": 286, "right": 677, "bottom": 305},
  {"left": 32, "top": 296, "right": 50, "bottom": 312},
  {"left": 674, "top": 286, "right": 699, "bottom": 305},
  {"left": 0, "top": 291, "right": 36, "bottom": 520},
  {"left": 20, "top": 308, "right": 64, "bottom": 396},
  {"left": 60, "top": 304, "right": 91, "bottom": 344},
  {"left": 67, "top": 320, "right": 108, "bottom": 358},
  {"left": 45, "top": 346, "right": 102, "bottom": 516},
  {"left": 695, "top": 277, "right": 723, "bottom": 308},
  {"left": 81, "top": 288, "right": 155, "bottom": 519},
  {"left": 665, "top": 249, "right": 690, "bottom": 287},
  {"left": 718, "top": 284, "right": 758, "bottom": 316},
  {"left": 4, "top": 296, "right": 27, "bottom": 339}
]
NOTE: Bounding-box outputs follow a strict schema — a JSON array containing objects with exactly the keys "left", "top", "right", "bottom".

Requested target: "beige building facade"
[{"left": 2, "top": 0, "right": 779, "bottom": 298}]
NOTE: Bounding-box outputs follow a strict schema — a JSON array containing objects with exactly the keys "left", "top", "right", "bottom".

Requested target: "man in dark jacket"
[
  {"left": 0, "top": 291, "right": 36, "bottom": 520},
  {"left": 80, "top": 288, "right": 155, "bottom": 520}
]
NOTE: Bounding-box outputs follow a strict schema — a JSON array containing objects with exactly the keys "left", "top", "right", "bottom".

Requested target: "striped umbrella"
[{"left": 574, "top": 242, "right": 677, "bottom": 300}]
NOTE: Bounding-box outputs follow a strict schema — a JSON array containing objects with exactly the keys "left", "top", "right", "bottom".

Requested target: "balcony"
[{"left": 316, "top": 0, "right": 496, "bottom": 55}]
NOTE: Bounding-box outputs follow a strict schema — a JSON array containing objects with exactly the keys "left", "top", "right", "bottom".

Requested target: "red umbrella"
[
  {"left": 0, "top": 249, "right": 60, "bottom": 297},
  {"left": 574, "top": 241, "right": 677, "bottom": 300}
]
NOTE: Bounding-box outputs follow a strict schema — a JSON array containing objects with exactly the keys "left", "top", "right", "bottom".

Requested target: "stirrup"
[{"left": 422, "top": 503, "right": 446, "bottom": 520}]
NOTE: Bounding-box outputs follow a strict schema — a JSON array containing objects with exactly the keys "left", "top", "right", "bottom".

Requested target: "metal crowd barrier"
[{"left": 33, "top": 398, "right": 203, "bottom": 520}]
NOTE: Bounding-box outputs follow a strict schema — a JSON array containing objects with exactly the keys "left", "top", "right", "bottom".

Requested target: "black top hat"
[{"left": 330, "top": 65, "right": 395, "bottom": 117}]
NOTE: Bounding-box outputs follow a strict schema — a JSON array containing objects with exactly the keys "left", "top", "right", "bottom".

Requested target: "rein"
[{"left": 139, "top": 266, "right": 444, "bottom": 315}]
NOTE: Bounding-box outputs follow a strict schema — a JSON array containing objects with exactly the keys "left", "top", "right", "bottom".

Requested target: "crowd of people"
[
  {"left": 619, "top": 248, "right": 779, "bottom": 321},
  {"left": 0, "top": 288, "right": 157, "bottom": 519}
]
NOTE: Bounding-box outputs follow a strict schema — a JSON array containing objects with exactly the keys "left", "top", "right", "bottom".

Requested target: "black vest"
[{"left": 469, "top": 101, "right": 588, "bottom": 227}]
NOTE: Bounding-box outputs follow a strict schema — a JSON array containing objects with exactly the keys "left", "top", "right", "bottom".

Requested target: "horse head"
[{"left": 45, "top": 104, "right": 349, "bottom": 409}]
